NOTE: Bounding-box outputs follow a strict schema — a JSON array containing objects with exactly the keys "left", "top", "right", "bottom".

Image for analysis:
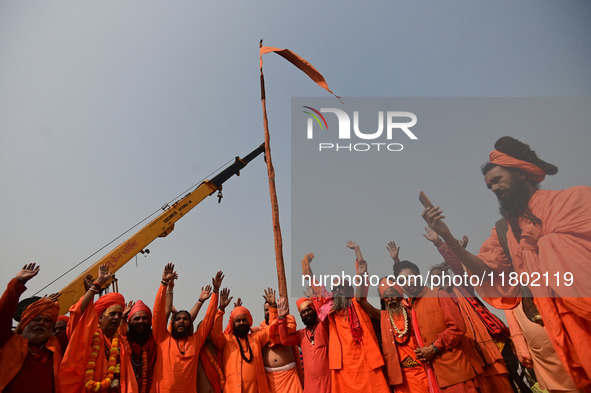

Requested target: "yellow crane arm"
[{"left": 57, "top": 143, "right": 265, "bottom": 314}]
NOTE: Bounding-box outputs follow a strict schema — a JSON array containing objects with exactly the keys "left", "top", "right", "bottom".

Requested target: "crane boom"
[{"left": 57, "top": 143, "right": 265, "bottom": 314}]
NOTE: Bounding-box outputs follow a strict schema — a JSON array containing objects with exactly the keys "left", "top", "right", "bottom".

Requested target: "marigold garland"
[
  {"left": 84, "top": 327, "right": 121, "bottom": 392},
  {"left": 206, "top": 347, "right": 225, "bottom": 391},
  {"left": 139, "top": 348, "right": 148, "bottom": 393}
]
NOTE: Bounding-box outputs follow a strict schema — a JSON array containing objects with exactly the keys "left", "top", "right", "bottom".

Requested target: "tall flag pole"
[{"left": 259, "top": 40, "right": 340, "bottom": 307}]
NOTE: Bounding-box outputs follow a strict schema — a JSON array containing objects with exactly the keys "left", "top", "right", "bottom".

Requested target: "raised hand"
[
  {"left": 16, "top": 263, "right": 40, "bottom": 283},
  {"left": 421, "top": 207, "right": 451, "bottom": 239},
  {"left": 212, "top": 271, "right": 224, "bottom": 291},
  {"left": 122, "top": 300, "right": 135, "bottom": 320},
  {"left": 278, "top": 296, "right": 289, "bottom": 319},
  {"left": 162, "top": 263, "right": 176, "bottom": 284},
  {"left": 345, "top": 241, "right": 359, "bottom": 250},
  {"left": 97, "top": 264, "right": 114, "bottom": 286},
  {"left": 386, "top": 241, "right": 401, "bottom": 262},
  {"left": 303, "top": 286, "right": 314, "bottom": 297},
  {"left": 43, "top": 293, "right": 61, "bottom": 303},
  {"left": 305, "top": 253, "right": 315, "bottom": 264},
  {"left": 83, "top": 274, "right": 95, "bottom": 292},
  {"left": 219, "top": 288, "right": 233, "bottom": 312},
  {"left": 199, "top": 285, "right": 213, "bottom": 302},
  {"left": 233, "top": 298, "right": 243, "bottom": 308},
  {"left": 423, "top": 227, "right": 440, "bottom": 243},
  {"left": 262, "top": 288, "right": 277, "bottom": 307}
]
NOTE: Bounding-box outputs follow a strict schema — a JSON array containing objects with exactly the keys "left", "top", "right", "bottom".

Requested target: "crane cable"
[{"left": 32, "top": 157, "right": 235, "bottom": 296}]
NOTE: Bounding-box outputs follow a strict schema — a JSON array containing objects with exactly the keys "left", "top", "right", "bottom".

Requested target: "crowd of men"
[{"left": 1, "top": 136, "right": 590, "bottom": 393}]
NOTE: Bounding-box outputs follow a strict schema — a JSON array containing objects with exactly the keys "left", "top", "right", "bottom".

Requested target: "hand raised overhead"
[{"left": 16, "top": 263, "right": 40, "bottom": 283}]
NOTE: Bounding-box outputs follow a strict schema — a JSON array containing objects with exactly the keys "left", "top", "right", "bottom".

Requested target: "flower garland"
[
  {"left": 388, "top": 307, "right": 409, "bottom": 338},
  {"left": 206, "top": 347, "right": 225, "bottom": 391},
  {"left": 84, "top": 328, "right": 121, "bottom": 392},
  {"left": 139, "top": 348, "right": 148, "bottom": 393}
]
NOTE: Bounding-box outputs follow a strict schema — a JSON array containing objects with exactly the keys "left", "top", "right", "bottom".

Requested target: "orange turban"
[
  {"left": 489, "top": 150, "right": 547, "bottom": 183},
  {"left": 16, "top": 298, "right": 59, "bottom": 334},
  {"left": 378, "top": 276, "right": 403, "bottom": 298},
  {"left": 224, "top": 306, "right": 253, "bottom": 334},
  {"left": 95, "top": 292, "right": 125, "bottom": 316},
  {"left": 128, "top": 300, "right": 152, "bottom": 324},
  {"left": 296, "top": 297, "right": 315, "bottom": 313}
]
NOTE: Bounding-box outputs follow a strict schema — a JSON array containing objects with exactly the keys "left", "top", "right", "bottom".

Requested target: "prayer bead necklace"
[
  {"left": 388, "top": 307, "right": 411, "bottom": 346},
  {"left": 305, "top": 325, "right": 317, "bottom": 346},
  {"left": 237, "top": 336, "right": 254, "bottom": 363}
]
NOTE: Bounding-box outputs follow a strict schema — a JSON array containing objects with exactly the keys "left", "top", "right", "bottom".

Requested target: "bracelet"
[
  {"left": 431, "top": 344, "right": 440, "bottom": 354},
  {"left": 89, "top": 287, "right": 99, "bottom": 293},
  {"left": 92, "top": 282, "right": 101, "bottom": 288},
  {"left": 166, "top": 291, "right": 173, "bottom": 295},
  {"left": 161, "top": 280, "right": 169, "bottom": 286},
  {"left": 448, "top": 240, "right": 462, "bottom": 249},
  {"left": 198, "top": 299, "right": 205, "bottom": 303}
]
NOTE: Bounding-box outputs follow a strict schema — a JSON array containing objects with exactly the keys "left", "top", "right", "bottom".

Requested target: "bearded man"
[
  {"left": 0, "top": 263, "right": 63, "bottom": 393},
  {"left": 150, "top": 263, "right": 222, "bottom": 393},
  {"left": 60, "top": 264, "right": 138, "bottom": 392},
  {"left": 121, "top": 300, "right": 156, "bottom": 393},
  {"left": 422, "top": 136, "right": 591, "bottom": 390},
  {"left": 355, "top": 262, "right": 429, "bottom": 393},
  {"left": 210, "top": 289, "right": 275, "bottom": 393},
  {"left": 277, "top": 295, "right": 330, "bottom": 393}
]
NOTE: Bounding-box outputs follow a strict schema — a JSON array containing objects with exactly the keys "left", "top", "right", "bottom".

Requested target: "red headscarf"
[
  {"left": 95, "top": 292, "right": 125, "bottom": 316},
  {"left": 378, "top": 276, "right": 403, "bottom": 298},
  {"left": 128, "top": 300, "right": 152, "bottom": 324},
  {"left": 489, "top": 150, "right": 547, "bottom": 183},
  {"left": 16, "top": 298, "right": 59, "bottom": 334},
  {"left": 224, "top": 306, "right": 253, "bottom": 334}
]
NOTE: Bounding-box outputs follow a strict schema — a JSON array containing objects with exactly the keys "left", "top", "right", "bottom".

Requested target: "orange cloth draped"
[
  {"left": 211, "top": 309, "right": 272, "bottom": 393},
  {"left": 450, "top": 287, "right": 512, "bottom": 393},
  {"left": 266, "top": 366, "right": 303, "bottom": 393},
  {"left": 60, "top": 294, "right": 137, "bottom": 393},
  {"left": 505, "top": 307, "right": 579, "bottom": 392},
  {"left": 409, "top": 288, "right": 482, "bottom": 391},
  {"left": 0, "top": 278, "right": 63, "bottom": 393},
  {"left": 199, "top": 345, "right": 224, "bottom": 393},
  {"left": 149, "top": 284, "right": 218, "bottom": 393},
  {"left": 327, "top": 299, "right": 390, "bottom": 393},
  {"left": 474, "top": 186, "right": 591, "bottom": 389}
]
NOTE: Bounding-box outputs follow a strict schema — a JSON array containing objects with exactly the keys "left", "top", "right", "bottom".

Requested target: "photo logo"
[{"left": 302, "top": 106, "right": 418, "bottom": 152}]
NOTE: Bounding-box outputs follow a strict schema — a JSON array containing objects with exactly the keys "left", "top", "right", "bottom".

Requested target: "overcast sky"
[{"left": 1, "top": 1, "right": 590, "bottom": 325}]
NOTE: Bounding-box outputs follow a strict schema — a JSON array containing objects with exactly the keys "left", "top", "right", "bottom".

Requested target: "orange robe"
[
  {"left": 149, "top": 283, "right": 218, "bottom": 393},
  {"left": 474, "top": 186, "right": 591, "bottom": 389},
  {"left": 211, "top": 309, "right": 271, "bottom": 393},
  {"left": 60, "top": 296, "right": 138, "bottom": 393},
  {"left": 326, "top": 299, "right": 390, "bottom": 393},
  {"left": 409, "top": 288, "right": 482, "bottom": 392},
  {"left": 0, "top": 278, "right": 63, "bottom": 393}
]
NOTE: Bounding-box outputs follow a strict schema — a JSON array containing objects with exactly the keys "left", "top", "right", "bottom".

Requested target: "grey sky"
[{"left": 1, "top": 1, "right": 590, "bottom": 325}]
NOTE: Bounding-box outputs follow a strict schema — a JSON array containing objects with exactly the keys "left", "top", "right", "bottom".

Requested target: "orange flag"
[{"left": 260, "top": 46, "right": 342, "bottom": 102}]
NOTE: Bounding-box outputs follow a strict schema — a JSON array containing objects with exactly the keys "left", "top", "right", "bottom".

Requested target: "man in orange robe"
[
  {"left": 149, "top": 263, "right": 222, "bottom": 393},
  {"left": 120, "top": 300, "right": 157, "bottom": 393},
  {"left": 355, "top": 263, "right": 430, "bottom": 393},
  {"left": 422, "top": 136, "right": 591, "bottom": 391},
  {"left": 210, "top": 289, "right": 274, "bottom": 393},
  {"left": 0, "top": 263, "right": 62, "bottom": 393},
  {"left": 60, "top": 264, "right": 138, "bottom": 393},
  {"left": 277, "top": 296, "right": 331, "bottom": 393},
  {"left": 424, "top": 230, "right": 514, "bottom": 393},
  {"left": 397, "top": 260, "right": 483, "bottom": 392}
]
